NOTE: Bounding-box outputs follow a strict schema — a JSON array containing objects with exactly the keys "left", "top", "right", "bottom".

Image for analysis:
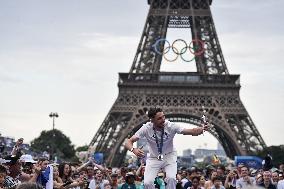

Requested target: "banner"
[{"left": 235, "top": 156, "right": 263, "bottom": 169}]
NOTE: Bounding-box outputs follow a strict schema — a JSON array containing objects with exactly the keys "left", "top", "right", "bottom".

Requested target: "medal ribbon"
[{"left": 153, "top": 127, "right": 164, "bottom": 155}]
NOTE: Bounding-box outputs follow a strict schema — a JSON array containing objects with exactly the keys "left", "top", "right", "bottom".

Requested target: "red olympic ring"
[{"left": 189, "top": 39, "right": 205, "bottom": 56}]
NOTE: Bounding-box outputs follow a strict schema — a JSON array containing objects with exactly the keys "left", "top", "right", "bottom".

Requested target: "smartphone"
[{"left": 63, "top": 181, "right": 72, "bottom": 187}]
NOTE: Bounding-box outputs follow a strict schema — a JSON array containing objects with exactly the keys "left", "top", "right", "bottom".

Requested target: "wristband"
[{"left": 130, "top": 147, "right": 135, "bottom": 152}]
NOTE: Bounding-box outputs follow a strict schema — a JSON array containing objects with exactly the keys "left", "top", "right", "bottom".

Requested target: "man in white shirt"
[
  {"left": 278, "top": 180, "right": 284, "bottom": 189},
  {"left": 236, "top": 165, "right": 255, "bottom": 189},
  {"left": 125, "top": 107, "right": 209, "bottom": 189}
]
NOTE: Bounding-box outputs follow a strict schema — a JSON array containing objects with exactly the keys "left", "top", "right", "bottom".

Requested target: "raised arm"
[{"left": 181, "top": 124, "right": 209, "bottom": 136}]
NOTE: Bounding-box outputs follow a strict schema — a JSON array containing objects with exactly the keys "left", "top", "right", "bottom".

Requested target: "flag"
[
  {"left": 45, "top": 165, "right": 53, "bottom": 189},
  {"left": 212, "top": 154, "right": 221, "bottom": 165}
]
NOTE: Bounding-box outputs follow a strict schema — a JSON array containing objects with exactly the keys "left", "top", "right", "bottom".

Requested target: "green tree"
[
  {"left": 255, "top": 145, "right": 284, "bottom": 167},
  {"left": 76, "top": 145, "right": 89, "bottom": 152},
  {"left": 31, "top": 129, "right": 76, "bottom": 161}
]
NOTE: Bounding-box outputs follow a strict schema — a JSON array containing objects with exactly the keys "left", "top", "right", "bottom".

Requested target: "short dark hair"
[
  {"left": 0, "top": 164, "right": 7, "bottom": 174},
  {"left": 212, "top": 176, "right": 223, "bottom": 183},
  {"left": 147, "top": 107, "right": 163, "bottom": 119},
  {"left": 217, "top": 165, "right": 226, "bottom": 171},
  {"left": 38, "top": 157, "right": 48, "bottom": 162},
  {"left": 191, "top": 175, "right": 200, "bottom": 182}
]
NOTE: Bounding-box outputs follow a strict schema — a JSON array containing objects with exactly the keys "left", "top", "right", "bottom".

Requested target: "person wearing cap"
[
  {"left": 109, "top": 172, "right": 119, "bottom": 189},
  {"left": 154, "top": 172, "right": 166, "bottom": 189},
  {"left": 20, "top": 155, "right": 37, "bottom": 175},
  {"left": 3, "top": 155, "right": 32, "bottom": 187},
  {"left": 118, "top": 172, "right": 138, "bottom": 189},
  {"left": 125, "top": 107, "right": 209, "bottom": 189}
]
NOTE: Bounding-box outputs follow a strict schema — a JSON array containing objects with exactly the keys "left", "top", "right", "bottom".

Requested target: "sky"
[{"left": 0, "top": 0, "right": 283, "bottom": 155}]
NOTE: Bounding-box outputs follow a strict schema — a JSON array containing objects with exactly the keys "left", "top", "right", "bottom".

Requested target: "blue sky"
[{"left": 0, "top": 0, "right": 283, "bottom": 154}]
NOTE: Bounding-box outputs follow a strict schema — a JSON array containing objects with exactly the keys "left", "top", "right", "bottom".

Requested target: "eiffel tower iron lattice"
[{"left": 89, "top": 0, "right": 266, "bottom": 166}]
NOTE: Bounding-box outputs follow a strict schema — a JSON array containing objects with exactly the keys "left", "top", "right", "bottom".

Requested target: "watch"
[{"left": 130, "top": 147, "right": 135, "bottom": 152}]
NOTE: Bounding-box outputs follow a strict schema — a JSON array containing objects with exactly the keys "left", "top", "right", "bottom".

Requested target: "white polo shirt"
[
  {"left": 134, "top": 120, "right": 184, "bottom": 157},
  {"left": 278, "top": 180, "right": 284, "bottom": 189}
]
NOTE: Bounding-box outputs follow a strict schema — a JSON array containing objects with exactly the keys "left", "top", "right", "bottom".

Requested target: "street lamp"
[{"left": 49, "top": 112, "right": 59, "bottom": 130}]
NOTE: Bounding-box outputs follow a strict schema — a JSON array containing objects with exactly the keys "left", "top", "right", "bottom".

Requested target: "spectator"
[
  {"left": 255, "top": 173, "right": 263, "bottom": 185},
  {"left": 118, "top": 172, "right": 138, "bottom": 189},
  {"left": 279, "top": 172, "right": 284, "bottom": 181},
  {"left": 204, "top": 170, "right": 217, "bottom": 189},
  {"left": 11, "top": 139, "right": 24, "bottom": 157},
  {"left": 216, "top": 166, "right": 226, "bottom": 185},
  {"left": 224, "top": 169, "right": 238, "bottom": 189},
  {"left": 211, "top": 176, "right": 225, "bottom": 189},
  {"left": 135, "top": 160, "right": 145, "bottom": 182},
  {"left": 103, "top": 183, "right": 112, "bottom": 189},
  {"left": 279, "top": 164, "right": 284, "bottom": 173},
  {"left": 52, "top": 165, "right": 63, "bottom": 189},
  {"left": 88, "top": 170, "right": 109, "bottom": 189},
  {"left": 20, "top": 155, "right": 37, "bottom": 175},
  {"left": 278, "top": 179, "right": 284, "bottom": 189},
  {"left": 187, "top": 175, "right": 201, "bottom": 189},
  {"left": 236, "top": 165, "right": 255, "bottom": 189},
  {"left": 3, "top": 155, "right": 28, "bottom": 188},
  {"left": 16, "top": 182, "right": 43, "bottom": 189},
  {"left": 257, "top": 171, "right": 276, "bottom": 189},
  {"left": 110, "top": 173, "right": 119, "bottom": 189},
  {"left": 271, "top": 171, "right": 279, "bottom": 186},
  {"left": 0, "top": 165, "right": 7, "bottom": 189},
  {"left": 30, "top": 157, "right": 51, "bottom": 187},
  {"left": 57, "top": 162, "right": 84, "bottom": 189},
  {"left": 199, "top": 176, "right": 206, "bottom": 189},
  {"left": 180, "top": 170, "right": 189, "bottom": 188},
  {"left": 154, "top": 172, "right": 166, "bottom": 189}
]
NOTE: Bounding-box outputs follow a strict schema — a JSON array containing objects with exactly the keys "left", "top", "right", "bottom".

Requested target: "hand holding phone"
[{"left": 62, "top": 181, "right": 72, "bottom": 187}]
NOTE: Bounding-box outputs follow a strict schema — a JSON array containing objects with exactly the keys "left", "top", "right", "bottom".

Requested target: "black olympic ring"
[{"left": 152, "top": 38, "right": 205, "bottom": 62}]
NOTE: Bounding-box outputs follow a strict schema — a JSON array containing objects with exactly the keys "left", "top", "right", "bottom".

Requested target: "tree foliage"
[
  {"left": 255, "top": 145, "right": 284, "bottom": 167},
  {"left": 31, "top": 129, "right": 76, "bottom": 160},
  {"left": 76, "top": 145, "right": 89, "bottom": 152}
]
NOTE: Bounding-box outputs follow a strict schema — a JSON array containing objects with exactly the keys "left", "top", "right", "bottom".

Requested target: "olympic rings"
[
  {"left": 152, "top": 38, "right": 205, "bottom": 62},
  {"left": 152, "top": 38, "right": 171, "bottom": 55}
]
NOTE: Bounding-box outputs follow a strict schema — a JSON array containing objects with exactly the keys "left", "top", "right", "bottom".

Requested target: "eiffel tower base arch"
[{"left": 90, "top": 73, "right": 266, "bottom": 166}]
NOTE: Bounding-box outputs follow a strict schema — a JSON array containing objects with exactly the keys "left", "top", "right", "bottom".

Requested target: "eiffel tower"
[{"left": 90, "top": 0, "right": 266, "bottom": 166}]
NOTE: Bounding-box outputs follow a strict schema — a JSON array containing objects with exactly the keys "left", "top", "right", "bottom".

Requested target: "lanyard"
[{"left": 153, "top": 127, "right": 164, "bottom": 155}]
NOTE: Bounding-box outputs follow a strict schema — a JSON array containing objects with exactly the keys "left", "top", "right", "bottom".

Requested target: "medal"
[
  {"left": 153, "top": 126, "right": 164, "bottom": 161},
  {"left": 157, "top": 154, "right": 164, "bottom": 161}
]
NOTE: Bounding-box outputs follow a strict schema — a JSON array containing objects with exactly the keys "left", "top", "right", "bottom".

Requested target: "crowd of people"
[
  {"left": 0, "top": 152, "right": 284, "bottom": 189},
  {"left": 0, "top": 108, "right": 283, "bottom": 189}
]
